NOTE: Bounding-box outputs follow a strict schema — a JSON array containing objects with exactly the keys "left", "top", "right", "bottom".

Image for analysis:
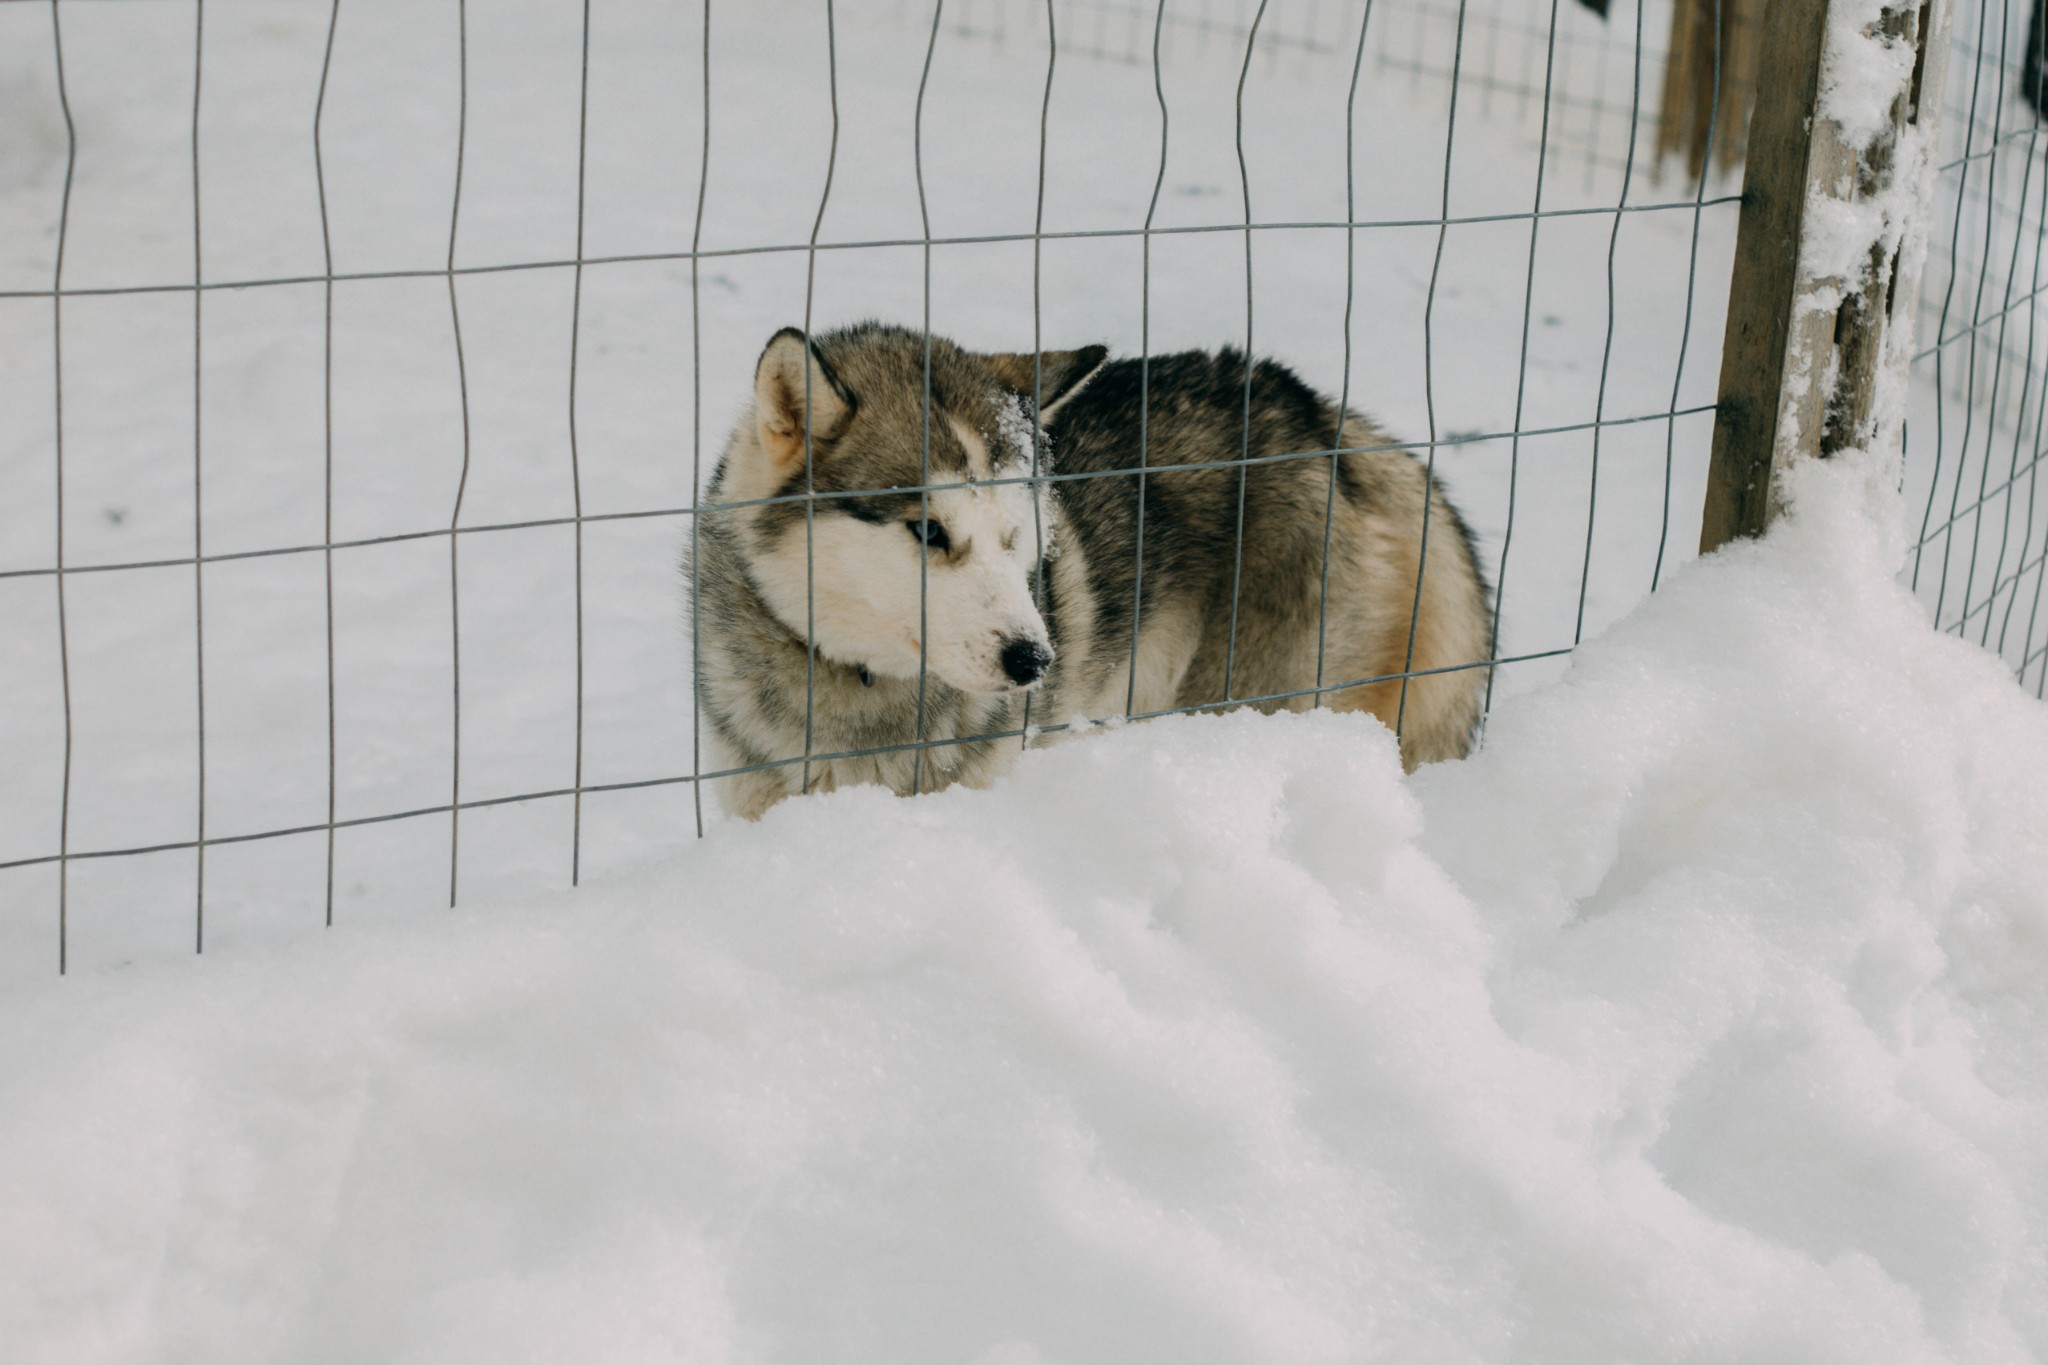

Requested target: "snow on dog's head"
[{"left": 724, "top": 323, "right": 1106, "bottom": 695}]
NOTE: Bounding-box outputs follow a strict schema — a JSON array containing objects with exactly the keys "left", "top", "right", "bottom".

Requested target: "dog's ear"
[
  {"left": 754, "top": 328, "right": 857, "bottom": 474},
  {"left": 976, "top": 345, "right": 1110, "bottom": 423}
]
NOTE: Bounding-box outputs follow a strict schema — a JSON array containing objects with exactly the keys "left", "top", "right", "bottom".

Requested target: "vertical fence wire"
[
  {"left": 1960, "top": 6, "right": 2034, "bottom": 644},
  {"left": 911, "top": 0, "right": 943, "bottom": 798},
  {"left": 190, "top": 0, "right": 209, "bottom": 954},
  {"left": 1484, "top": 0, "right": 1563, "bottom": 724},
  {"left": 446, "top": 0, "right": 474, "bottom": 908},
  {"left": 1917, "top": 0, "right": 1997, "bottom": 590},
  {"left": 2010, "top": 24, "right": 2037, "bottom": 683},
  {"left": 1123, "top": 0, "right": 1171, "bottom": 719},
  {"left": 1910, "top": 0, "right": 2048, "bottom": 695},
  {"left": 799, "top": 0, "right": 843, "bottom": 795},
  {"left": 48, "top": 0, "right": 79, "bottom": 975},
  {"left": 2001, "top": 12, "right": 2048, "bottom": 693},
  {"left": 1973, "top": 5, "right": 2039, "bottom": 642},
  {"left": 2025, "top": 453, "right": 2048, "bottom": 686},
  {"left": 1021, "top": 0, "right": 1056, "bottom": 747},
  {"left": 1995, "top": 58, "right": 2048, "bottom": 665},
  {"left": 568, "top": 0, "right": 593, "bottom": 883},
  {"left": 689, "top": 0, "right": 712, "bottom": 838},
  {"left": 315, "top": 0, "right": 341, "bottom": 926},
  {"left": 1315, "top": 0, "right": 1376, "bottom": 702},
  {"left": 1653, "top": 0, "right": 1726, "bottom": 593},
  {"left": 1933, "top": 0, "right": 2011, "bottom": 627},
  {"left": 1575, "top": 0, "right": 1647, "bottom": 645},
  {"left": 1222, "top": 0, "right": 1270, "bottom": 707},
  {"left": 1399, "top": 0, "right": 1467, "bottom": 741},
  {"left": 1997, "top": 282, "right": 2048, "bottom": 657},
  {"left": 1983, "top": 99, "right": 2047, "bottom": 652}
]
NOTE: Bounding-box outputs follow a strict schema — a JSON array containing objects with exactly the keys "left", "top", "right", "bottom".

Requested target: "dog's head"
[{"left": 718, "top": 323, "right": 1108, "bottom": 696}]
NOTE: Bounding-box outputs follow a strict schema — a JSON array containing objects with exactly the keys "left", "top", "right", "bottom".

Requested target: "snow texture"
[
  {"left": 3, "top": 450, "right": 2045, "bottom": 1363},
  {"left": 995, "top": 390, "right": 1040, "bottom": 471},
  {"left": 2, "top": 9, "right": 2045, "bottom": 1355},
  {"left": 1787, "top": 0, "right": 1943, "bottom": 468},
  {"left": 1806, "top": 0, "right": 1923, "bottom": 296},
  {"left": 1819, "top": 0, "right": 1922, "bottom": 151}
]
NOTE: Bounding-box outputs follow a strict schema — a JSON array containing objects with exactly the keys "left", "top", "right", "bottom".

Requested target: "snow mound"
[{"left": 3, "top": 452, "right": 2045, "bottom": 1364}]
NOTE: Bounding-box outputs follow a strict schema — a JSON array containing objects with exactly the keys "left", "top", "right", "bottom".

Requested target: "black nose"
[{"left": 999, "top": 636, "right": 1052, "bottom": 687}]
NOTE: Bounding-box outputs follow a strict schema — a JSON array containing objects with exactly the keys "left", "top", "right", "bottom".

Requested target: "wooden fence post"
[{"left": 1700, "top": 0, "right": 1955, "bottom": 552}]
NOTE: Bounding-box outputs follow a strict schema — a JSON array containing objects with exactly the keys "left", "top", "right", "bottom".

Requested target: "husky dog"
[{"left": 691, "top": 322, "right": 1492, "bottom": 820}]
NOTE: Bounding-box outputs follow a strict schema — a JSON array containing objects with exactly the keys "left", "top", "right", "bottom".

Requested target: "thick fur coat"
[{"left": 691, "top": 323, "right": 1493, "bottom": 819}]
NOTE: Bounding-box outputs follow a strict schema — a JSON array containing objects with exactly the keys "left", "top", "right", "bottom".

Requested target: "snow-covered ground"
[
  {"left": 4, "top": 450, "right": 2045, "bottom": 1362},
  {"left": 3, "top": 5, "right": 2047, "bottom": 1358},
  {"left": 0, "top": 0, "right": 1739, "bottom": 968}
]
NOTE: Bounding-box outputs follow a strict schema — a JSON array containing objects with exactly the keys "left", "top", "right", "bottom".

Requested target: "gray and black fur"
[{"left": 691, "top": 322, "right": 1493, "bottom": 820}]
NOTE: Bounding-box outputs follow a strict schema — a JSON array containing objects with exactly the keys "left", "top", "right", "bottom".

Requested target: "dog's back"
[{"left": 1041, "top": 348, "right": 1492, "bottom": 768}]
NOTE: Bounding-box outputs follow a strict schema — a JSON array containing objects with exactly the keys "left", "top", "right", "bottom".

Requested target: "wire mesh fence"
[
  {"left": 1374, "top": 0, "right": 1684, "bottom": 182},
  {"left": 0, "top": 0, "right": 1960, "bottom": 979},
  {"left": 935, "top": 0, "right": 1689, "bottom": 181},
  {"left": 1908, "top": 0, "right": 2048, "bottom": 688},
  {"left": 1374, "top": 0, "right": 2048, "bottom": 687}
]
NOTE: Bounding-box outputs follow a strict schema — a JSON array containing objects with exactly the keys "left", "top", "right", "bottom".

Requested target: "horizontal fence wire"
[
  {"left": 0, "top": 200, "right": 1740, "bottom": 303},
  {"left": 0, "top": 407, "right": 1718, "bottom": 582},
  {"left": 927, "top": 0, "right": 1359, "bottom": 61},
  {"left": 2, "top": 0, "right": 1741, "bottom": 975},
  {"left": 0, "top": 645, "right": 1579, "bottom": 876}
]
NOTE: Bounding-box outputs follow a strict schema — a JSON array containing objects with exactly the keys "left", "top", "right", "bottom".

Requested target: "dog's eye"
[{"left": 907, "top": 519, "right": 951, "bottom": 553}]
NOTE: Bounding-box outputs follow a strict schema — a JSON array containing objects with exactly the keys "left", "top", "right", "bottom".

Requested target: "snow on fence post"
[{"left": 1700, "top": 0, "right": 1955, "bottom": 550}]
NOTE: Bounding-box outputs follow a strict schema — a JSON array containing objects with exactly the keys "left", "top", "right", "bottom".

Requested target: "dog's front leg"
[{"left": 707, "top": 729, "right": 802, "bottom": 822}]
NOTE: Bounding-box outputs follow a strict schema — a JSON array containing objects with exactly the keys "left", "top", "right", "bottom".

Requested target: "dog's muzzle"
[{"left": 999, "top": 636, "right": 1053, "bottom": 689}]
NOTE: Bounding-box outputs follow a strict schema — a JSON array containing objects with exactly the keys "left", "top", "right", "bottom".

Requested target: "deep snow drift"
[{"left": 4, "top": 452, "right": 2046, "bottom": 1363}]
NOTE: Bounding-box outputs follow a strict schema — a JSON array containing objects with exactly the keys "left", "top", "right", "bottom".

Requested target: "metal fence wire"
[
  {"left": 1909, "top": 0, "right": 2048, "bottom": 687},
  {"left": 0, "top": 0, "right": 1997, "bottom": 977}
]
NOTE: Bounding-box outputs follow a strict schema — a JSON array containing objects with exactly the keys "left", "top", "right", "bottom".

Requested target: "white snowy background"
[{"left": 0, "top": 1, "right": 2044, "bottom": 1361}]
